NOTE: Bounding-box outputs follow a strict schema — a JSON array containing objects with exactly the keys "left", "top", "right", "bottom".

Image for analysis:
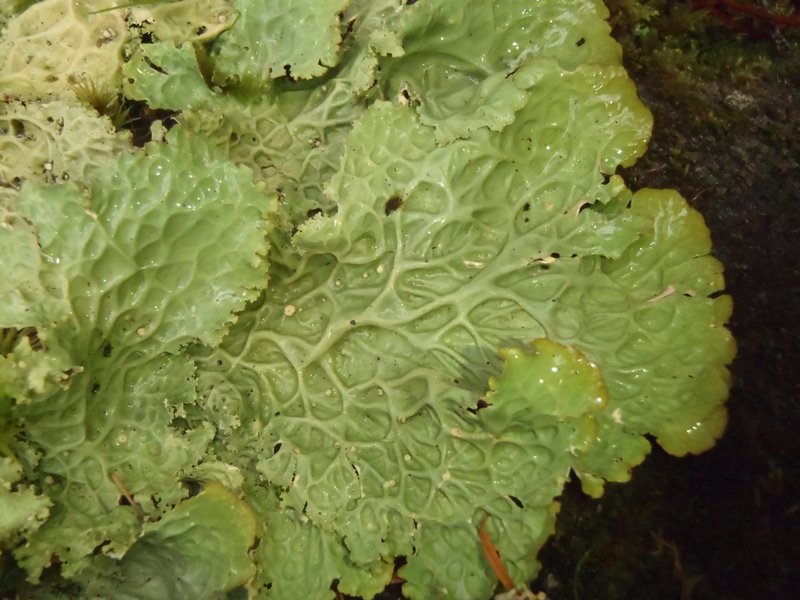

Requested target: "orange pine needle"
[
  {"left": 110, "top": 471, "right": 145, "bottom": 518},
  {"left": 478, "top": 513, "right": 515, "bottom": 591}
]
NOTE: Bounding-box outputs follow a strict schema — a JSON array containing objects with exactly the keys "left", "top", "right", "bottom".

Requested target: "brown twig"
[{"left": 651, "top": 531, "right": 704, "bottom": 600}]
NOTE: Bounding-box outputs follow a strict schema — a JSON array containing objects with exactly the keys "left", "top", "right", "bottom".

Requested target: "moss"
[
  {"left": 604, "top": 0, "right": 800, "bottom": 199},
  {"left": 68, "top": 75, "right": 132, "bottom": 131}
]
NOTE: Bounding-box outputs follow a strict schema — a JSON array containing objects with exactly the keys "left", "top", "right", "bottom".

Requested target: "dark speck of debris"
[{"left": 384, "top": 195, "right": 403, "bottom": 215}]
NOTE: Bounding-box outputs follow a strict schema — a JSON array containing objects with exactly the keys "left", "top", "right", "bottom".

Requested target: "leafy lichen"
[{"left": 0, "top": 1, "right": 735, "bottom": 598}]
